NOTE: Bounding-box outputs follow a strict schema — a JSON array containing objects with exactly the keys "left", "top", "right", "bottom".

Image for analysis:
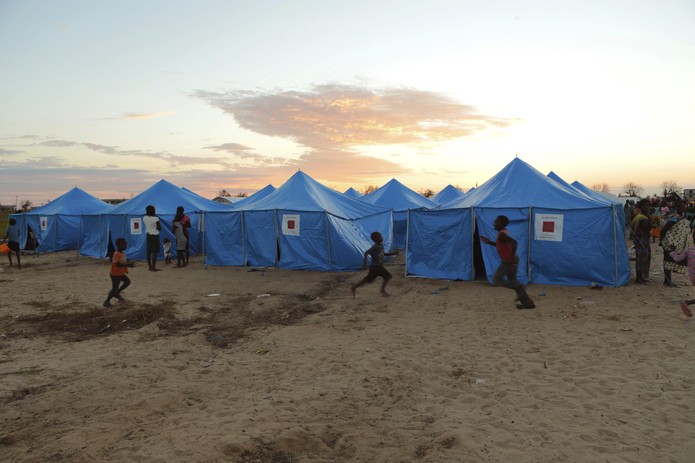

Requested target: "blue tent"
[
  {"left": 205, "top": 171, "right": 392, "bottom": 271},
  {"left": 360, "top": 178, "right": 437, "bottom": 249},
  {"left": 407, "top": 158, "right": 630, "bottom": 287},
  {"left": 10, "top": 187, "right": 112, "bottom": 253},
  {"left": 571, "top": 181, "right": 623, "bottom": 205},
  {"left": 344, "top": 187, "right": 362, "bottom": 199},
  {"left": 80, "top": 180, "right": 229, "bottom": 259},
  {"left": 230, "top": 184, "right": 276, "bottom": 209},
  {"left": 432, "top": 185, "right": 466, "bottom": 205}
]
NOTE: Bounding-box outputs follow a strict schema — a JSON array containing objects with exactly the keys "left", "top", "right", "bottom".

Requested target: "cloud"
[
  {"left": 81, "top": 142, "right": 171, "bottom": 160},
  {"left": 196, "top": 83, "right": 521, "bottom": 151},
  {"left": 119, "top": 111, "right": 177, "bottom": 120},
  {"left": 0, "top": 148, "right": 24, "bottom": 156},
  {"left": 204, "top": 142, "right": 254, "bottom": 154},
  {"left": 37, "top": 140, "right": 79, "bottom": 148}
]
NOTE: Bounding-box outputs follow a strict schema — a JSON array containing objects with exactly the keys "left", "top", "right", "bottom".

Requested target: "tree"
[
  {"left": 419, "top": 188, "right": 435, "bottom": 198},
  {"left": 361, "top": 185, "right": 379, "bottom": 195},
  {"left": 20, "top": 200, "right": 32, "bottom": 211},
  {"left": 234, "top": 192, "right": 248, "bottom": 198},
  {"left": 591, "top": 183, "right": 610, "bottom": 193},
  {"left": 660, "top": 180, "right": 681, "bottom": 197},
  {"left": 622, "top": 182, "right": 644, "bottom": 197},
  {"left": 217, "top": 189, "right": 231, "bottom": 197}
]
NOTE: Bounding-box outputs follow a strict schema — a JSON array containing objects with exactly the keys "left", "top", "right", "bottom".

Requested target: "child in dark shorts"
[{"left": 350, "top": 231, "right": 398, "bottom": 298}]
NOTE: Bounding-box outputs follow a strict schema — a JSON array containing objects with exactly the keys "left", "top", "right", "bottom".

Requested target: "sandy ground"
[{"left": 0, "top": 244, "right": 693, "bottom": 463}]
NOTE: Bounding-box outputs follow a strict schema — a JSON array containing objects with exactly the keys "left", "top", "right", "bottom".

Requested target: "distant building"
[
  {"left": 0, "top": 204, "right": 16, "bottom": 212},
  {"left": 684, "top": 189, "right": 695, "bottom": 201}
]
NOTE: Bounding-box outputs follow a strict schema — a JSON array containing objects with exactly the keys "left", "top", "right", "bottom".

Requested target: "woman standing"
[{"left": 631, "top": 200, "right": 652, "bottom": 284}]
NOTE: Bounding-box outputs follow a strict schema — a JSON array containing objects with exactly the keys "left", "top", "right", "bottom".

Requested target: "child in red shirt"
[
  {"left": 481, "top": 215, "right": 535, "bottom": 310},
  {"left": 104, "top": 238, "right": 134, "bottom": 308}
]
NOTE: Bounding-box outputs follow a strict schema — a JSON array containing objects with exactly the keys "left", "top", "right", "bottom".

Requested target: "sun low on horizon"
[{"left": 1, "top": 0, "right": 694, "bottom": 206}]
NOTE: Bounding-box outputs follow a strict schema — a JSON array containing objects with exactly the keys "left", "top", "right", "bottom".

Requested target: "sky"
[{"left": 1, "top": 0, "right": 694, "bottom": 207}]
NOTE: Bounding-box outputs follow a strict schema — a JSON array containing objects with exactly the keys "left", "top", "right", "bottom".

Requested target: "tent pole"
[
  {"left": 241, "top": 211, "right": 246, "bottom": 268},
  {"left": 99, "top": 214, "right": 103, "bottom": 259},
  {"left": 613, "top": 204, "right": 618, "bottom": 287},
  {"left": 404, "top": 209, "right": 410, "bottom": 276},
  {"left": 527, "top": 207, "right": 532, "bottom": 283},
  {"left": 325, "top": 211, "right": 331, "bottom": 271},
  {"left": 77, "top": 215, "right": 82, "bottom": 260},
  {"left": 201, "top": 212, "right": 205, "bottom": 265},
  {"left": 275, "top": 209, "right": 279, "bottom": 268},
  {"left": 471, "top": 207, "right": 475, "bottom": 282}
]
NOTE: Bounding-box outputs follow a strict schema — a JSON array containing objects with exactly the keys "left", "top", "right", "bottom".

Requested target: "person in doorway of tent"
[
  {"left": 172, "top": 219, "right": 187, "bottom": 267},
  {"left": 669, "top": 240, "right": 695, "bottom": 317},
  {"left": 3, "top": 217, "right": 21, "bottom": 270},
  {"left": 350, "top": 231, "right": 398, "bottom": 298},
  {"left": 163, "top": 238, "right": 172, "bottom": 265},
  {"left": 630, "top": 200, "right": 652, "bottom": 284},
  {"left": 660, "top": 202, "right": 689, "bottom": 287},
  {"left": 173, "top": 206, "right": 191, "bottom": 265},
  {"left": 480, "top": 215, "right": 535, "bottom": 310},
  {"left": 104, "top": 237, "right": 134, "bottom": 308},
  {"left": 143, "top": 205, "right": 161, "bottom": 271}
]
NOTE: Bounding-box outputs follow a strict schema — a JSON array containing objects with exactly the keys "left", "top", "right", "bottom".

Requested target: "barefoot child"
[
  {"left": 163, "top": 238, "right": 172, "bottom": 265},
  {"left": 104, "top": 237, "right": 134, "bottom": 308},
  {"left": 480, "top": 215, "right": 536, "bottom": 310},
  {"left": 350, "top": 231, "right": 398, "bottom": 298},
  {"left": 670, "top": 242, "right": 695, "bottom": 317}
]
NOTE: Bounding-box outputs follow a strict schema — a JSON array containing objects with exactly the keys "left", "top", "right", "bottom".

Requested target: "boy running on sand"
[
  {"left": 480, "top": 215, "right": 536, "bottom": 309},
  {"left": 104, "top": 238, "right": 134, "bottom": 308},
  {"left": 350, "top": 231, "right": 398, "bottom": 298}
]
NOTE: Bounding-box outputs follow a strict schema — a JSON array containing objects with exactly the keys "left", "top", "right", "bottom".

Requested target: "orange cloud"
[
  {"left": 120, "top": 111, "right": 176, "bottom": 120},
  {"left": 196, "top": 84, "right": 520, "bottom": 150}
]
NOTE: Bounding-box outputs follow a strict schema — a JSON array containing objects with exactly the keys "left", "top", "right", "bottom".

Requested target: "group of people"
[
  {"left": 103, "top": 205, "right": 191, "bottom": 308},
  {"left": 5, "top": 202, "right": 692, "bottom": 315},
  {"left": 630, "top": 198, "right": 695, "bottom": 316}
]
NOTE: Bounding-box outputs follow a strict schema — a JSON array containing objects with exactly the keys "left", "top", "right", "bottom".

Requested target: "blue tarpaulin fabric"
[
  {"left": 343, "top": 187, "right": 362, "bottom": 199},
  {"left": 360, "top": 178, "right": 437, "bottom": 249},
  {"left": 81, "top": 180, "right": 229, "bottom": 260},
  {"left": 204, "top": 171, "right": 392, "bottom": 271},
  {"left": 408, "top": 158, "right": 631, "bottom": 287},
  {"left": 10, "top": 187, "right": 112, "bottom": 253},
  {"left": 431, "top": 185, "right": 466, "bottom": 205},
  {"left": 230, "top": 184, "right": 276, "bottom": 209}
]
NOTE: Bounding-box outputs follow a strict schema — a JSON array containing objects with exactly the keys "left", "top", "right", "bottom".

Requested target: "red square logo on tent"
[
  {"left": 133, "top": 222, "right": 139, "bottom": 230},
  {"left": 287, "top": 220, "right": 295, "bottom": 229},
  {"left": 542, "top": 221, "right": 555, "bottom": 233}
]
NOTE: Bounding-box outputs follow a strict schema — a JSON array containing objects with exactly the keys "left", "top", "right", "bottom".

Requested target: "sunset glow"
[{"left": 1, "top": 1, "right": 694, "bottom": 205}]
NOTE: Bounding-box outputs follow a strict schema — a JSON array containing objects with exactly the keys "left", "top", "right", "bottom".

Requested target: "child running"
[
  {"left": 480, "top": 215, "right": 536, "bottom": 309},
  {"left": 104, "top": 237, "right": 134, "bottom": 308},
  {"left": 669, "top": 243, "right": 695, "bottom": 317},
  {"left": 350, "top": 231, "right": 398, "bottom": 298}
]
